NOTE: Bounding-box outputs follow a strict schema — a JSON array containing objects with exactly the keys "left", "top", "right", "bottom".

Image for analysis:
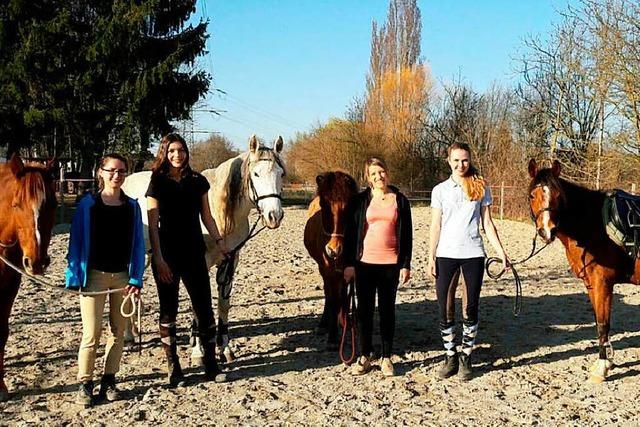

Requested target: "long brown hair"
[
  {"left": 96, "top": 153, "right": 128, "bottom": 193},
  {"left": 447, "top": 142, "right": 485, "bottom": 201},
  {"left": 151, "top": 133, "right": 192, "bottom": 177}
]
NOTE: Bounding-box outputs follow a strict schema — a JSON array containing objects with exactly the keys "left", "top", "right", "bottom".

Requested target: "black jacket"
[{"left": 344, "top": 185, "right": 412, "bottom": 269}]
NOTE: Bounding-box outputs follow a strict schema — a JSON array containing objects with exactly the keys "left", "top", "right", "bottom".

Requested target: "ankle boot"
[
  {"left": 167, "top": 355, "right": 185, "bottom": 387},
  {"left": 437, "top": 353, "right": 459, "bottom": 379},
  {"left": 204, "top": 344, "right": 227, "bottom": 383},
  {"left": 160, "top": 322, "right": 184, "bottom": 387},
  {"left": 76, "top": 380, "right": 94, "bottom": 407},
  {"left": 98, "top": 374, "right": 119, "bottom": 402},
  {"left": 459, "top": 353, "right": 473, "bottom": 380}
]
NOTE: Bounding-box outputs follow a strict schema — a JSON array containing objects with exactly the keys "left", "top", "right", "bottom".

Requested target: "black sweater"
[{"left": 344, "top": 186, "right": 412, "bottom": 269}]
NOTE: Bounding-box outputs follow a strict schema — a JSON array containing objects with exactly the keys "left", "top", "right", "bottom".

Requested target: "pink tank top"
[{"left": 361, "top": 200, "right": 398, "bottom": 264}]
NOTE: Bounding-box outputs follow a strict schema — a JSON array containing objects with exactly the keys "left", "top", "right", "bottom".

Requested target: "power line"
[{"left": 214, "top": 90, "right": 304, "bottom": 131}]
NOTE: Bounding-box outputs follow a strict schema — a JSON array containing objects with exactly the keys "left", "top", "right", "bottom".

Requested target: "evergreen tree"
[{"left": 0, "top": 0, "right": 210, "bottom": 174}]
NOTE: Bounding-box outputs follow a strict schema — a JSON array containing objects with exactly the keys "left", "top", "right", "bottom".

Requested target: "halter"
[
  {"left": 0, "top": 239, "right": 17, "bottom": 249},
  {"left": 247, "top": 158, "right": 283, "bottom": 210},
  {"left": 529, "top": 183, "right": 560, "bottom": 224}
]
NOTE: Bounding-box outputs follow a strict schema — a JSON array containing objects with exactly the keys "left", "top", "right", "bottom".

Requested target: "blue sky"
[{"left": 185, "top": 0, "right": 571, "bottom": 149}]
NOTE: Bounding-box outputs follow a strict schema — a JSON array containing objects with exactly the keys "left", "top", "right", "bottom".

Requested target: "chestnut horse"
[
  {"left": 0, "top": 155, "right": 57, "bottom": 401},
  {"left": 527, "top": 159, "right": 640, "bottom": 382},
  {"left": 303, "top": 171, "right": 358, "bottom": 351}
]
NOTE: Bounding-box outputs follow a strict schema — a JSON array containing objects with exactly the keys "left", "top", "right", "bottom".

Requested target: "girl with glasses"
[{"left": 65, "top": 153, "right": 145, "bottom": 406}]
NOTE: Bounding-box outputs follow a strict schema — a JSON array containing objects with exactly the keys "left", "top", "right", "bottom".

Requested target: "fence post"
[{"left": 500, "top": 181, "right": 504, "bottom": 220}]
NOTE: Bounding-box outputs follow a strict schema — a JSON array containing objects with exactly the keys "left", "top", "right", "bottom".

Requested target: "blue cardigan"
[{"left": 65, "top": 193, "right": 146, "bottom": 288}]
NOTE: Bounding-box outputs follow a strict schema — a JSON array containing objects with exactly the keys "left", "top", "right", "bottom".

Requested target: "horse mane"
[
  {"left": 15, "top": 165, "right": 50, "bottom": 211},
  {"left": 316, "top": 171, "right": 358, "bottom": 202},
  {"left": 218, "top": 147, "right": 285, "bottom": 234}
]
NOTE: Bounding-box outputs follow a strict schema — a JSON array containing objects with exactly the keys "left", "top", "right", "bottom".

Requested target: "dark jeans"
[
  {"left": 435, "top": 257, "right": 484, "bottom": 328},
  {"left": 355, "top": 262, "right": 400, "bottom": 358},
  {"left": 153, "top": 251, "right": 216, "bottom": 343}
]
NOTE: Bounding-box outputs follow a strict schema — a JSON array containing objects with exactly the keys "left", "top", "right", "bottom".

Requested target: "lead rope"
[
  {"left": 0, "top": 251, "right": 143, "bottom": 351},
  {"left": 485, "top": 230, "right": 550, "bottom": 316},
  {"left": 339, "top": 280, "right": 357, "bottom": 365}
]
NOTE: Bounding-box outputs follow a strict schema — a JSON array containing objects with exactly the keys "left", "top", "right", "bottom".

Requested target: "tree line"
[{"left": 285, "top": 0, "right": 640, "bottom": 218}]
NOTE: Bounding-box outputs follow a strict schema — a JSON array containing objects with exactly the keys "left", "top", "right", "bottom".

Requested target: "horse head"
[
  {"left": 245, "top": 135, "right": 285, "bottom": 229},
  {"left": 6, "top": 154, "right": 58, "bottom": 275},
  {"left": 528, "top": 158, "right": 564, "bottom": 243},
  {"left": 316, "top": 171, "right": 358, "bottom": 260}
]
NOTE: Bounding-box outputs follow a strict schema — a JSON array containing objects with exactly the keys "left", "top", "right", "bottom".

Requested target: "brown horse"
[
  {"left": 304, "top": 171, "right": 358, "bottom": 350},
  {"left": 527, "top": 159, "right": 640, "bottom": 382},
  {"left": 0, "top": 155, "right": 57, "bottom": 401}
]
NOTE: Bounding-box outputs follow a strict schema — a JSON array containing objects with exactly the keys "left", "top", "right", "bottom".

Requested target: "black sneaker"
[
  {"left": 437, "top": 354, "right": 459, "bottom": 379},
  {"left": 459, "top": 354, "right": 473, "bottom": 380},
  {"left": 75, "top": 381, "right": 94, "bottom": 407},
  {"left": 98, "top": 374, "right": 119, "bottom": 402}
]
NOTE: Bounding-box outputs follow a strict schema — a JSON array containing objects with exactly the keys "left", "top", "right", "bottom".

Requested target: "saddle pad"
[{"left": 603, "top": 190, "right": 640, "bottom": 256}]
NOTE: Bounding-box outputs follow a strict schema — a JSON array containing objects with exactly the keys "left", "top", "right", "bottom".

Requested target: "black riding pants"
[
  {"left": 435, "top": 257, "right": 484, "bottom": 328},
  {"left": 355, "top": 262, "right": 400, "bottom": 358},
  {"left": 153, "top": 251, "right": 216, "bottom": 342}
]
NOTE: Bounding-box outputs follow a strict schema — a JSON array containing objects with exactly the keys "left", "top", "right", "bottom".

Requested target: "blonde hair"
[
  {"left": 363, "top": 156, "right": 389, "bottom": 187},
  {"left": 448, "top": 142, "right": 485, "bottom": 201}
]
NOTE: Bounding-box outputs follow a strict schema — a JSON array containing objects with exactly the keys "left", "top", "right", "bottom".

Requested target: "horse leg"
[
  {"left": 587, "top": 283, "right": 614, "bottom": 383},
  {"left": 0, "top": 274, "right": 20, "bottom": 402},
  {"left": 215, "top": 254, "right": 240, "bottom": 364},
  {"left": 316, "top": 293, "right": 330, "bottom": 335},
  {"left": 324, "top": 274, "right": 341, "bottom": 351},
  {"left": 216, "top": 285, "right": 234, "bottom": 363}
]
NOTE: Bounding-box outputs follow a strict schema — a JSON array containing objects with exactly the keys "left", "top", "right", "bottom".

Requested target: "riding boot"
[
  {"left": 437, "top": 353, "right": 459, "bottom": 379},
  {"left": 458, "top": 354, "right": 472, "bottom": 381},
  {"left": 160, "top": 322, "right": 184, "bottom": 387},
  {"left": 459, "top": 320, "right": 479, "bottom": 380},
  {"left": 203, "top": 326, "right": 227, "bottom": 383},
  {"left": 437, "top": 322, "right": 458, "bottom": 379}
]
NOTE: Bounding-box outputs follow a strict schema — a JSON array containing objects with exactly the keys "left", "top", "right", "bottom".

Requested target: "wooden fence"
[{"left": 53, "top": 180, "right": 639, "bottom": 223}]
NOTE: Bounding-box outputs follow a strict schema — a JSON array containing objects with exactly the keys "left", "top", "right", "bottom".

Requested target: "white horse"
[{"left": 122, "top": 135, "right": 285, "bottom": 363}]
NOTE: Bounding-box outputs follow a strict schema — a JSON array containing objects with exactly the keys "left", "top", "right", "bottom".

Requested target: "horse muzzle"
[
  {"left": 537, "top": 226, "right": 557, "bottom": 244},
  {"left": 262, "top": 209, "right": 284, "bottom": 229},
  {"left": 325, "top": 243, "right": 343, "bottom": 259},
  {"left": 22, "top": 254, "right": 49, "bottom": 275}
]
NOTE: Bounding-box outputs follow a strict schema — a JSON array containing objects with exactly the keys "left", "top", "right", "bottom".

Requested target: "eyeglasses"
[{"left": 102, "top": 168, "right": 128, "bottom": 176}]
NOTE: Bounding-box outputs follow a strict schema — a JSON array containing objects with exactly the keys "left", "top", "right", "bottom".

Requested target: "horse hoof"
[
  {"left": 0, "top": 388, "right": 9, "bottom": 402},
  {"left": 588, "top": 359, "right": 610, "bottom": 383},
  {"left": 191, "top": 356, "right": 204, "bottom": 367},
  {"left": 223, "top": 348, "right": 235, "bottom": 363}
]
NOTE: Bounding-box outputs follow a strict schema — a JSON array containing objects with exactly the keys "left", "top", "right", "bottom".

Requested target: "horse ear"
[
  {"left": 9, "top": 153, "right": 24, "bottom": 176},
  {"left": 527, "top": 158, "right": 537, "bottom": 178},
  {"left": 551, "top": 159, "right": 561, "bottom": 177},
  {"left": 316, "top": 174, "right": 324, "bottom": 187},
  {"left": 249, "top": 134, "right": 259, "bottom": 153},
  {"left": 274, "top": 136, "right": 283, "bottom": 153}
]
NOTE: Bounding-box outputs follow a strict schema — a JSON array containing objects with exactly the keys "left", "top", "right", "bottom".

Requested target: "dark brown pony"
[
  {"left": 0, "top": 155, "right": 57, "bottom": 401},
  {"left": 528, "top": 159, "right": 640, "bottom": 382},
  {"left": 303, "top": 171, "right": 358, "bottom": 350}
]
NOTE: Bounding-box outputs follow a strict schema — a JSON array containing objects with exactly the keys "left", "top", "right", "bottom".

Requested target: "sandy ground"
[{"left": 2, "top": 206, "right": 640, "bottom": 426}]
